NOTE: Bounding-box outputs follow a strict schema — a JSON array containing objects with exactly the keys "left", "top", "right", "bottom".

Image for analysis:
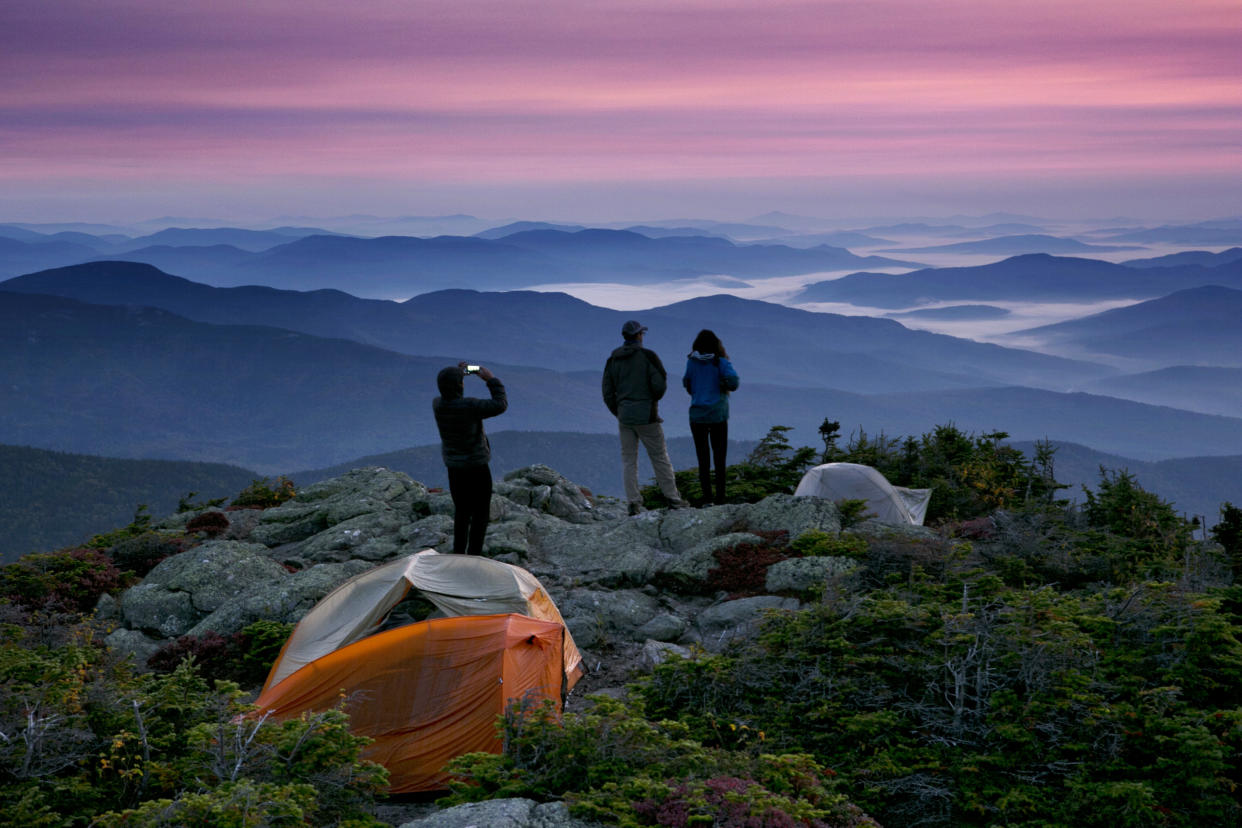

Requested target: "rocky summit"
[{"left": 104, "top": 464, "right": 931, "bottom": 686}]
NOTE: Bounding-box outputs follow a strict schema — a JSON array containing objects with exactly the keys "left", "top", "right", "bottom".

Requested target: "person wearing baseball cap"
[{"left": 602, "top": 320, "right": 688, "bottom": 514}]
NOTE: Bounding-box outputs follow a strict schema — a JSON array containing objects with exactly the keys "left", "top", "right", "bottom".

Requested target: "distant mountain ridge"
[
  {"left": 794, "top": 253, "right": 1242, "bottom": 308},
  {"left": 1084, "top": 367, "right": 1242, "bottom": 418},
  {"left": 879, "top": 234, "right": 1143, "bottom": 255},
  {"left": 0, "top": 227, "right": 925, "bottom": 296},
  {"left": 3, "top": 261, "right": 1111, "bottom": 392},
  {"left": 3, "top": 288, "right": 1242, "bottom": 473},
  {"left": 1122, "top": 247, "right": 1242, "bottom": 269},
  {"left": 1010, "top": 284, "right": 1242, "bottom": 367}
]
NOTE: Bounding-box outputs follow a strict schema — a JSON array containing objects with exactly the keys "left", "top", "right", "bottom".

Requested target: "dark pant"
[
  {"left": 690, "top": 421, "right": 728, "bottom": 504},
  {"left": 447, "top": 464, "right": 493, "bottom": 555}
]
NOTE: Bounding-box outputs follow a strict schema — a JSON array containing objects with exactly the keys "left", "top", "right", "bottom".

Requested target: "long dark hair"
[{"left": 691, "top": 328, "right": 728, "bottom": 359}]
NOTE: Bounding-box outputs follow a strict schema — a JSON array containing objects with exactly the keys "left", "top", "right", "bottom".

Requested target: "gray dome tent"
[{"left": 794, "top": 462, "right": 932, "bottom": 525}]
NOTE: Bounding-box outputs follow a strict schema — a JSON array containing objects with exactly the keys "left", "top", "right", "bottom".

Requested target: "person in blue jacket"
[{"left": 682, "top": 329, "right": 740, "bottom": 505}]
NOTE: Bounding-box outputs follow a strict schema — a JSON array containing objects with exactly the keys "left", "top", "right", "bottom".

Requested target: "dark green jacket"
[{"left": 602, "top": 342, "right": 667, "bottom": 426}]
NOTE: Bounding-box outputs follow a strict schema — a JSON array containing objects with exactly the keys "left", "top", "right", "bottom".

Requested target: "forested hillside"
[{"left": 0, "top": 444, "right": 257, "bottom": 562}]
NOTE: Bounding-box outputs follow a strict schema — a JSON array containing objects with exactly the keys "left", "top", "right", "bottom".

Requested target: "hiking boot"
[
  {"left": 668, "top": 499, "right": 692, "bottom": 510},
  {"left": 628, "top": 502, "right": 644, "bottom": 516}
]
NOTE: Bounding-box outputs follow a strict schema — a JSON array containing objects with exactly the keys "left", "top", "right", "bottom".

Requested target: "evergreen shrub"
[
  {"left": 108, "top": 532, "right": 184, "bottom": 577},
  {"left": 230, "top": 477, "right": 296, "bottom": 510},
  {"left": 147, "top": 620, "right": 293, "bottom": 687},
  {"left": 443, "top": 694, "right": 873, "bottom": 827}
]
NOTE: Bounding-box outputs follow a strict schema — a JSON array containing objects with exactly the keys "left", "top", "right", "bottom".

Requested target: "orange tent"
[{"left": 252, "top": 551, "right": 583, "bottom": 792}]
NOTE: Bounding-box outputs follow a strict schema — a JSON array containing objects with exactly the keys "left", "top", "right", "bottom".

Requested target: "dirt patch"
[{"left": 566, "top": 640, "right": 649, "bottom": 714}]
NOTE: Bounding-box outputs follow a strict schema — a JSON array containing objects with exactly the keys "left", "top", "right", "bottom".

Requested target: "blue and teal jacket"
[{"left": 682, "top": 351, "right": 740, "bottom": 424}]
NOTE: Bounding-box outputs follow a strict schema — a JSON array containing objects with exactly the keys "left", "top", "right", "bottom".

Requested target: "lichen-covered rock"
[
  {"left": 635, "top": 612, "right": 689, "bottom": 642},
  {"left": 252, "top": 467, "right": 427, "bottom": 546},
  {"left": 400, "top": 514, "right": 453, "bottom": 551},
  {"left": 151, "top": 510, "right": 194, "bottom": 533},
  {"left": 642, "top": 639, "right": 693, "bottom": 669},
  {"left": 120, "top": 583, "right": 197, "bottom": 638},
  {"left": 746, "top": 493, "right": 842, "bottom": 536},
  {"left": 222, "top": 508, "right": 263, "bottom": 540},
  {"left": 146, "top": 541, "right": 287, "bottom": 613},
  {"left": 481, "top": 517, "right": 535, "bottom": 560},
  {"left": 500, "top": 465, "right": 620, "bottom": 524},
  {"left": 847, "top": 517, "right": 939, "bottom": 541},
  {"left": 290, "top": 509, "right": 410, "bottom": 563},
  {"left": 186, "top": 560, "right": 373, "bottom": 637},
  {"left": 120, "top": 541, "right": 287, "bottom": 637},
  {"left": 527, "top": 519, "right": 662, "bottom": 587},
  {"left": 107, "top": 465, "right": 924, "bottom": 674},
  {"left": 656, "top": 503, "right": 750, "bottom": 553},
  {"left": 397, "top": 798, "right": 599, "bottom": 828},
  {"left": 559, "top": 588, "right": 664, "bottom": 644},
  {"left": 765, "top": 556, "right": 858, "bottom": 595},
  {"left": 249, "top": 503, "right": 331, "bottom": 546},
  {"left": 696, "top": 595, "right": 799, "bottom": 650},
  {"left": 297, "top": 466, "right": 422, "bottom": 506},
  {"left": 105, "top": 628, "right": 164, "bottom": 669},
  {"left": 94, "top": 591, "right": 119, "bottom": 621}
]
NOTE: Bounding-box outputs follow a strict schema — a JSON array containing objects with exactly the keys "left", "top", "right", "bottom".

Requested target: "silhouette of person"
[{"left": 433, "top": 362, "right": 507, "bottom": 554}]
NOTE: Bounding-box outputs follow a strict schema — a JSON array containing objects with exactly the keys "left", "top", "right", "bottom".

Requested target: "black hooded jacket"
[{"left": 432, "top": 368, "right": 507, "bottom": 468}]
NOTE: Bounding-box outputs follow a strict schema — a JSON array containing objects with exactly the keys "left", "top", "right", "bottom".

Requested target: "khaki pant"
[{"left": 619, "top": 421, "right": 682, "bottom": 505}]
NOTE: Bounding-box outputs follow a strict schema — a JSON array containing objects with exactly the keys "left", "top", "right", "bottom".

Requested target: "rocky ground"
[{"left": 101, "top": 464, "right": 932, "bottom": 827}]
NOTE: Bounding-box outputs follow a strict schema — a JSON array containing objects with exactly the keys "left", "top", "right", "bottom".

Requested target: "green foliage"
[
  {"left": 0, "top": 546, "right": 127, "bottom": 612},
  {"left": 637, "top": 573, "right": 1242, "bottom": 827},
  {"left": 1081, "top": 468, "right": 1195, "bottom": 581},
  {"left": 790, "top": 531, "right": 869, "bottom": 560},
  {"left": 231, "top": 477, "right": 297, "bottom": 509},
  {"left": 86, "top": 504, "right": 154, "bottom": 549},
  {"left": 0, "top": 619, "right": 384, "bottom": 827},
  {"left": 825, "top": 425, "right": 1067, "bottom": 523},
  {"left": 178, "top": 491, "right": 229, "bottom": 513},
  {"left": 834, "top": 499, "right": 872, "bottom": 529},
  {"left": 443, "top": 694, "right": 870, "bottom": 827},
  {"left": 92, "top": 779, "right": 321, "bottom": 827},
  {"left": 732, "top": 426, "right": 820, "bottom": 500},
  {"left": 652, "top": 422, "right": 1067, "bottom": 523},
  {"left": 108, "top": 532, "right": 185, "bottom": 577},
  {"left": 642, "top": 425, "right": 817, "bottom": 508},
  {"left": 148, "top": 620, "right": 293, "bottom": 687},
  {"left": 1212, "top": 501, "right": 1242, "bottom": 580},
  {"left": 631, "top": 770, "right": 877, "bottom": 827},
  {"left": 5, "top": 420, "right": 1241, "bottom": 828},
  {"left": 236, "top": 620, "right": 296, "bottom": 683}
]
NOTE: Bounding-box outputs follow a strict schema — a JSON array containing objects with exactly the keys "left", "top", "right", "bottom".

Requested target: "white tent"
[{"left": 794, "top": 463, "right": 933, "bottom": 526}]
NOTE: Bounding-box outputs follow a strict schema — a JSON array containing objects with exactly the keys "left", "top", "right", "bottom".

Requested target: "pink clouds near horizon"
[{"left": 2, "top": 0, "right": 1239, "bottom": 221}]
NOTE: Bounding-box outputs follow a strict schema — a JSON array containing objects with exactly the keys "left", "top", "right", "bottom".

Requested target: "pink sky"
[{"left": 2, "top": 0, "right": 1239, "bottom": 222}]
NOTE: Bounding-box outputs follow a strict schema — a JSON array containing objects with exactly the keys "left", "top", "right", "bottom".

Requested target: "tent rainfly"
[
  {"left": 794, "top": 462, "right": 932, "bottom": 526},
  {"left": 253, "top": 550, "right": 583, "bottom": 793}
]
